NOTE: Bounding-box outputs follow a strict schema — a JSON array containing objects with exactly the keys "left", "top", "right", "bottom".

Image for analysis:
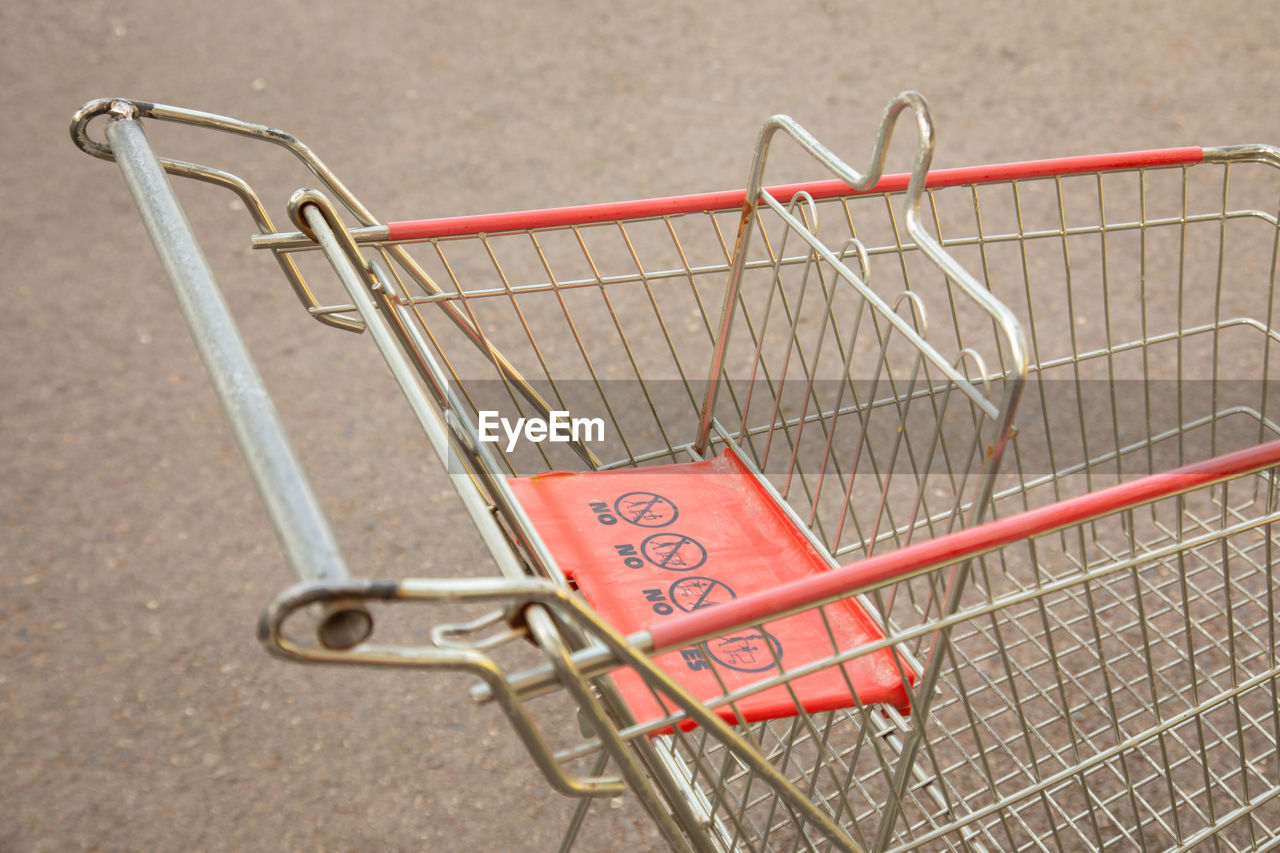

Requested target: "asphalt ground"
[{"left": 4, "top": 1, "right": 1278, "bottom": 850}]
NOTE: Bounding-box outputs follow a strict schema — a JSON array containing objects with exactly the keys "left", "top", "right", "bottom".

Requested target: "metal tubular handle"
[{"left": 100, "top": 103, "right": 371, "bottom": 650}]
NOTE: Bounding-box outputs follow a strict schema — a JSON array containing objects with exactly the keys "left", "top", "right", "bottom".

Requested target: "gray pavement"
[{"left": 3, "top": 1, "right": 1278, "bottom": 849}]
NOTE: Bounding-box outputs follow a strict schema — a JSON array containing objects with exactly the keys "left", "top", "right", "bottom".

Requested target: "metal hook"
[
  {"left": 892, "top": 290, "right": 929, "bottom": 338},
  {"left": 786, "top": 190, "right": 820, "bottom": 236},
  {"left": 952, "top": 347, "right": 992, "bottom": 396},
  {"left": 433, "top": 609, "right": 529, "bottom": 651},
  {"left": 837, "top": 236, "right": 873, "bottom": 286}
]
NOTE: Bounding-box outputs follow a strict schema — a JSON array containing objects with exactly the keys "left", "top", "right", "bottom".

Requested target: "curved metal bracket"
[
  {"left": 695, "top": 91, "right": 1029, "bottom": 462},
  {"left": 71, "top": 98, "right": 377, "bottom": 222},
  {"left": 71, "top": 97, "right": 369, "bottom": 331},
  {"left": 260, "top": 576, "right": 864, "bottom": 850},
  {"left": 259, "top": 576, "right": 626, "bottom": 798}
]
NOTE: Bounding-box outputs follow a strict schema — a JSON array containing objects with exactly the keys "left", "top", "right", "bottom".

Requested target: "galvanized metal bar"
[
  {"left": 102, "top": 105, "right": 371, "bottom": 649},
  {"left": 290, "top": 190, "right": 557, "bottom": 585}
]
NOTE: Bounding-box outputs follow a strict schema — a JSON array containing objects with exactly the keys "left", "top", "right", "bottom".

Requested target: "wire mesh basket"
[{"left": 73, "top": 92, "right": 1280, "bottom": 851}]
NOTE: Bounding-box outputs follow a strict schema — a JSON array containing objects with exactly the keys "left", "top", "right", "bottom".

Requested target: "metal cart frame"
[{"left": 73, "top": 93, "right": 1280, "bottom": 852}]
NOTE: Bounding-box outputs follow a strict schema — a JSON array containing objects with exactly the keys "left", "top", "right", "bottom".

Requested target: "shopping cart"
[{"left": 72, "top": 93, "right": 1280, "bottom": 851}]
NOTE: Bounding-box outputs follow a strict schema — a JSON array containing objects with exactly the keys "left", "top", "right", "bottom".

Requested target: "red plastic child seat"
[{"left": 508, "top": 449, "right": 913, "bottom": 729}]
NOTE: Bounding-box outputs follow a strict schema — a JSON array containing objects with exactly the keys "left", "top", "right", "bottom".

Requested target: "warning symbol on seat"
[
  {"left": 708, "top": 629, "right": 782, "bottom": 673},
  {"left": 640, "top": 533, "right": 707, "bottom": 572},
  {"left": 670, "top": 577, "right": 736, "bottom": 611},
  {"left": 613, "top": 492, "right": 678, "bottom": 527}
]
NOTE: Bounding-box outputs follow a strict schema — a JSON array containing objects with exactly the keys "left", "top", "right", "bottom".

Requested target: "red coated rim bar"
[
  {"left": 647, "top": 436, "right": 1280, "bottom": 653},
  {"left": 387, "top": 147, "right": 1204, "bottom": 241}
]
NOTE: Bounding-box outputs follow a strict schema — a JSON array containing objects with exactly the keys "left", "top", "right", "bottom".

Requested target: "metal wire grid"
[
  {"left": 606, "top": 161, "right": 1279, "bottom": 851},
  {"left": 280, "top": 154, "right": 1269, "bottom": 850},
  {"left": 972, "top": 156, "right": 1280, "bottom": 511},
  {"left": 318, "top": 179, "right": 1022, "bottom": 558},
  {"left": 439, "top": 158, "right": 1280, "bottom": 851},
  {"left": 288, "top": 152, "right": 1280, "bottom": 554},
  {"left": 265, "top": 153, "right": 1280, "bottom": 851},
  {"left": 881, "top": 479, "right": 1280, "bottom": 852},
  {"left": 368, "top": 204, "right": 742, "bottom": 466},
  {"left": 579, "top": 464, "right": 1280, "bottom": 853}
]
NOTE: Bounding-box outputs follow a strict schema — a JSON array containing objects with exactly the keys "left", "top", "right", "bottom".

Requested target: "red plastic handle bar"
[
  {"left": 386, "top": 147, "right": 1204, "bottom": 241},
  {"left": 648, "top": 436, "right": 1280, "bottom": 652}
]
